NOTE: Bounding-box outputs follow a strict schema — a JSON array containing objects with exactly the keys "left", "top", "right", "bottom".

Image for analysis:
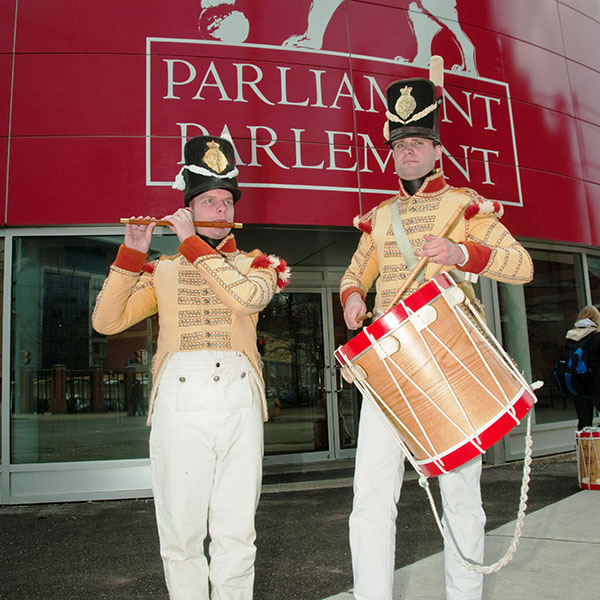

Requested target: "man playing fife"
[
  {"left": 93, "top": 135, "right": 289, "bottom": 600},
  {"left": 340, "top": 58, "right": 533, "bottom": 600}
]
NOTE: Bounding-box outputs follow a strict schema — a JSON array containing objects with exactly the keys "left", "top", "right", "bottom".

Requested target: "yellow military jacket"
[
  {"left": 340, "top": 170, "right": 533, "bottom": 315},
  {"left": 92, "top": 234, "right": 290, "bottom": 424}
]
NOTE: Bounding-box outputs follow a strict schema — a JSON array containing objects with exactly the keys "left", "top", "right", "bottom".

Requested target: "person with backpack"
[{"left": 559, "top": 305, "right": 600, "bottom": 429}]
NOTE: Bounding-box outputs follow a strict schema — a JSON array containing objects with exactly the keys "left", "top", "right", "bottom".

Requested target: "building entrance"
[{"left": 259, "top": 288, "right": 362, "bottom": 462}]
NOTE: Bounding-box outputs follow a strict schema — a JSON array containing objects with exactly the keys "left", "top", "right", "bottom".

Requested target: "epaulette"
[
  {"left": 250, "top": 253, "right": 291, "bottom": 292},
  {"left": 141, "top": 259, "right": 159, "bottom": 274},
  {"left": 464, "top": 192, "right": 504, "bottom": 220},
  {"left": 353, "top": 207, "right": 376, "bottom": 234},
  {"left": 352, "top": 196, "right": 398, "bottom": 234}
]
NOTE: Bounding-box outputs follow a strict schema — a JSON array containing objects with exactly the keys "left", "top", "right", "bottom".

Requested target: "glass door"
[
  {"left": 258, "top": 286, "right": 363, "bottom": 461},
  {"left": 327, "top": 289, "right": 361, "bottom": 457},
  {"left": 258, "top": 289, "right": 330, "bottom": 456}
]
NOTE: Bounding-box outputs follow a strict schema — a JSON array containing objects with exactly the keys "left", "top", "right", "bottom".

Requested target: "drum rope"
[
  {"left": 363, "top": 329, "right": 442, "bottom": 459},
  {"left": 419, "top": 411, "right": 534, "bottom": 574},
  {"left": 464, "top": 301, "right": 533, "bottom": 393},
  {"left": 364, "top": 393, "right": 534, "bottom": 574}
]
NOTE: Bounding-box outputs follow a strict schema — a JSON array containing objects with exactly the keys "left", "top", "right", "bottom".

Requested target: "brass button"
[
  {"left": 241, "top": 372, "right": 247, "bottom": 378},
  {"left": 213, "top": 375, "right": 220, "bottom": 382},
  {"left": 179, "top": 377, "right": 186, "bottom": 383},
  {"left": 215, "top": 362, "right": 220, "bottom": 368}
]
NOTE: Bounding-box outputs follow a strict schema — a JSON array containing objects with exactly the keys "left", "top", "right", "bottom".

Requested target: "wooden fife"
[{"left": 119, "top": 218, "right": 243, "bottom": 229}]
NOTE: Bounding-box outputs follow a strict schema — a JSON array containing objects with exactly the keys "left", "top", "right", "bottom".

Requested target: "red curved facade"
[
  {"left": 1, "top": 1, "right": 600, "bottom": 504},
  {"left": 2, "top": 0, "right": 598, "bottom": 243}
]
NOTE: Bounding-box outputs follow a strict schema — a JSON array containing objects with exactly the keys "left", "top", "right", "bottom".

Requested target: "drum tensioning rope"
[{"left": 363, "top": 384, "right": 538, "bottom": 574}]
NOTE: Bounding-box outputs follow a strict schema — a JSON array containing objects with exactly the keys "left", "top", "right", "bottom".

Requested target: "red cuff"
[
  {"left": 341, "top": 287, "right": 365, "bottom": 309},
  {"left": 456, "top": 242, "right": 492, "bottom": 274},
  {"left": 114, "top": 245, "right": 147, "bottom": 272},
  {"left": 178, "top": 235, "right": 217, "bottom": 264}
]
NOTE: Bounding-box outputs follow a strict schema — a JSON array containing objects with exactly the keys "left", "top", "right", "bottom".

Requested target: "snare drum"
[
  {"left": 576, "top": 428, "right": 600, "bottom": 490},
  {"left": 335, "top": 272, "right": 536, "bottom": 477}
]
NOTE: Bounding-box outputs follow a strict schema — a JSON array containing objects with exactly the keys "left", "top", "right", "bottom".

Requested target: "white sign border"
[{"left": 145, "top": 38, "right": 523, "bottom": 207}]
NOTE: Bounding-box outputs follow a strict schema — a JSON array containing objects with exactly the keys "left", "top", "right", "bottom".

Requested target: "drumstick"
[
  {"left": 388, "top": 205, "right": 465, "bottom": 308},
  {"left": 119, "top": 218, "right": 243, "bottom": 229}
]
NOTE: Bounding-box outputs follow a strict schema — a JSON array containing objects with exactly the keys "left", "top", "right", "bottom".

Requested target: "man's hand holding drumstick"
[
  {"left": 343, "top": 292, "right": 368, "bottom": 330},
  {"left": 342, "top": 233, "right": 467, "bottom": 330},
  {"left": 415, "top": 234, "right": 466, "bottom": 266}
]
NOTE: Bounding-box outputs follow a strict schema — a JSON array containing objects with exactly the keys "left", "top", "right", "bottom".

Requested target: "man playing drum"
[{"left": 340, "top": 61, "right": 534, "bottom": 600}]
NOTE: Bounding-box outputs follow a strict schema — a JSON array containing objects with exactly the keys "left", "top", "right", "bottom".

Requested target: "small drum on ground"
[
  {"left": 576, "top": 428, "right": 600, "bottom": 490},
  {"left": 335, "top": 272, "right": 536, "bottom": 477}
]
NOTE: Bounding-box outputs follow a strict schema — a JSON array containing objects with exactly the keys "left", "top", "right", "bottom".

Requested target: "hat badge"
[
  {"left": 395, "top": 86, "right": 417, "bottom": 120},
  {"left": 202, "top": 141, "right": 229, "bottom": 174}
]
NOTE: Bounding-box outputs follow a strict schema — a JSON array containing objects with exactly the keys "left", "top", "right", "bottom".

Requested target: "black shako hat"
[
  {"left": 172, "top": 135, "right": 242, "bottom": 205},
  {"left": 383, "top": 56, "right": 444, "bottom": 145}
]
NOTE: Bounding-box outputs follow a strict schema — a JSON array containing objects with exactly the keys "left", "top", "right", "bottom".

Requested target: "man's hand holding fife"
[{"left": 124, "top": 215, "right": 156, "bottom": 254}]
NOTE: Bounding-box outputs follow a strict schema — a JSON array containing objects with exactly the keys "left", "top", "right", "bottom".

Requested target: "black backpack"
[{"left": 553, "top": 333, "right": 598, "bottom": 396}]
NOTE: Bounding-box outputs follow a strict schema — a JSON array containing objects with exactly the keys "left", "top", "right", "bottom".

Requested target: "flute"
[{"left": 120, "top": 218, "right": 243, "bottom": 229}]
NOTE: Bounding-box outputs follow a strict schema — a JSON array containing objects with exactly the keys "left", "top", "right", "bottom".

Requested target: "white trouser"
[
  {"left": 349, "top": 398, "right": 486, "bottom": 600},
  {"left": 150, "top": 351, "right": 264, "bottom": 600}
]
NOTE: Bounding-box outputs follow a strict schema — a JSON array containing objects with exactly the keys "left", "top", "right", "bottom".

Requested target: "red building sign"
[{"left": 2, "top": 0, "right": 599, "bottom": 245}]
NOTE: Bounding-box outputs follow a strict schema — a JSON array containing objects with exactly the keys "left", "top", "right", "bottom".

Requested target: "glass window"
[
  {"left": 11, "top": 236, "right": 158, "bottom": 464},
  {"left": 588, "top": 254, "right": 600, "bottom": 306},
  {"left": 500, "top": 249, "right": 586, "bottom": 425},
  {"left": 0, "top": 238, "right": 3, "bottom": 466}
]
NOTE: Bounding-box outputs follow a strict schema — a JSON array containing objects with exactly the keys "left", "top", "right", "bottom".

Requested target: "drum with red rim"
[
  {"left": 576, "top": 428, "right": 600, "bottom": 490},
  {"left": 335, "top": 272, "right": 536, "bottom": 477}
]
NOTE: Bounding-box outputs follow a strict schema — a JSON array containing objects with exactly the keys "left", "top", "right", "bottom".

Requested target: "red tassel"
[
  {"left": 277, "top": 276, "right": 290, "bottom": 290},
  {"left": 251, "top": 254, "right": 272, "bottom": 269},
  {"left": 359, "top": 221, "right": 372, "bottom": 234},
  {"left": 464, "top": 203, "right": 479, "bottom": 220}
]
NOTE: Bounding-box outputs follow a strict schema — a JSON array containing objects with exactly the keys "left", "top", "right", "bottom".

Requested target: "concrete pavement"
[
  {"left": 325, "top": 490, "right": 600, "bottom": 599},
  {"left": 0, "top": 453, "right": 596, "bottom": 599}
]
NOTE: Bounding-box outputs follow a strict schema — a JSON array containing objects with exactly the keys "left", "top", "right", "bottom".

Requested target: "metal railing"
[{"left": 20, "top": 367, "right": 149, "bottom": 414}]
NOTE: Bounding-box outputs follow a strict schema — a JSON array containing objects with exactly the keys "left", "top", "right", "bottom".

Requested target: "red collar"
[
  {"left": 398, "top": 169, "right": 449, "bottom": 198},
  {"left": 217, "top": 234, "right": 237, "bottom": 254}
]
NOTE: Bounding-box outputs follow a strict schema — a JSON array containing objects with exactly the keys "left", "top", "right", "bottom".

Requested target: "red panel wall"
[{"left": 2, "top": 0, "right": 599, "bottom": 246}]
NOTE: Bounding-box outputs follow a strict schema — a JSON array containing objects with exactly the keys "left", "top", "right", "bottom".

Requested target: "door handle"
[
  {"left": 318, "top": 367, "right": 328, "bottom": 393},
  {"left": 333, "top": 365, "right": 344, "bottom": 393}
]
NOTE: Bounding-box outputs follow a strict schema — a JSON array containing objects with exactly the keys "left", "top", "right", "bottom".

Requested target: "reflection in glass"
[
  {"left": 588, "top": 255, "right": 600, "bottom": 307},
  {"left": 0, "top": 239, "right": 3, "bottom": 466},
  {"left": 11, "top": 237, "right": 155, "bottom": 464},
  {"left": 503, "top": 249, "right": 585, "bottom": 424},
  {"left": 258, "top": 293, "right": 327, "bottom": 454},
  {"left": 332, "top": 292, "right": 366, "bottom": 451}
]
